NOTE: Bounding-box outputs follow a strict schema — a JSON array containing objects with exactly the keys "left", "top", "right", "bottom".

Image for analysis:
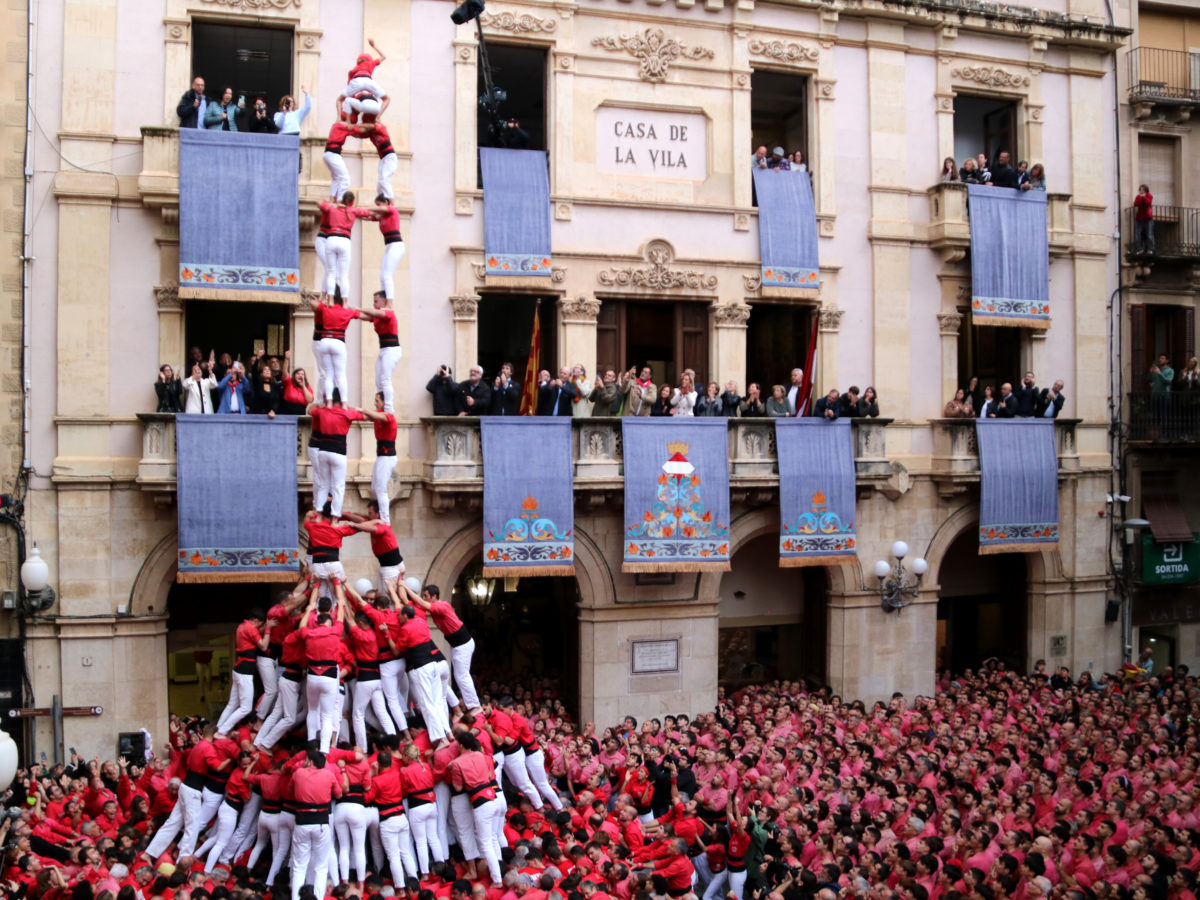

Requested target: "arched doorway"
[
  {"left": 936, "top": 526, "right": 1027, "bottom": 674},
  {"left": 716, "top": 533, "right": 828, "bottom": 687}
]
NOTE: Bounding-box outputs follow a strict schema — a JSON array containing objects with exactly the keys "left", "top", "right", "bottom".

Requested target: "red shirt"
[
  {"left": 400, "top": 760, "right": 437, "bottom": 802},
  {"left": 291, "top": 764, "right": 343, "bottom": 807},
  {"left": 373, "top": 310, "right": 399, "bottom": 346},
  {"left": 366, "top": 765, "right": 406, "bottom": 816},
  {"left": 448, "top": 751, "right": 498, "bottom": 804},
  {"left": 303, "top": 517, "right": 355, "bottom": 552},
  {"left": 319, "top": 303, "right": 361, "bottom": 339},
  {"left": 318, "top": 202, "right": 372, "bottom": 239},
  {"left": 365, "top": 122, "right": 394, "bottom": 157},
  {"left": 377, "top": 206, "right": 402, "bottom": 241},
  {"left": 358, "top": 602, "right": 402, "bottom": 662},
  {"left": 325, "top": 121, "right": 354, "bottom": 154},
  {"left": 320, "top": 405, "right": 365, "bottom": 436},
  {"left": 348, "top": 54, "right": 381, "bottom": 80},
  {"left": 374, "top": 414, "right": 398, "bottom": 456},
  {"left": 396, "top": 614, "right": 443, "bottom": 668},
  {"left": 282, "top": 375, "right": 309, "bottom": 407},
  {"left": 234, "top": 620, "right": 261, "bottom": 655},
  {"left": 427, "top": 600, "right": 464, "bottom": 636},
  {"left": 281, "top": 630, "right": 305, "bottom": 667},
  {"left": 369, "top": 520, "right": 399, "bottom": 557},
  {"left": 318, "top": 203, "right": 332, "bottom": 235},
  {"left": 300, "top": 620, "right": 345, "bottom": 675},
  {"left": 348, "top": 624, "right": 381, "bottom": 664}
]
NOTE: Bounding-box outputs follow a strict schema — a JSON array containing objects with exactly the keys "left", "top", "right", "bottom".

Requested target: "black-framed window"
[{"left": 192, "top": 21, "right": 294, "bottom": 113}]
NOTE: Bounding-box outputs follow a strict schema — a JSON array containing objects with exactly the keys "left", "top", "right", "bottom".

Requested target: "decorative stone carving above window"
[
  {"left": 747, "top": 38, "right": 819, "bottom": 65},
  {"left": 155, "top": 283, "right": 180, "bottom": 310},
  {"left": 199, "top": 0, "right": 299, "bottom": 9},
  {"left": 712, "top": 303, "right": 752, "bottom": 326},
  {"left": 951, "top": 65, "right": 1030, "bottom": 89},
  {"left": 481, "top": 10, "right": 557, "bottom": 33},
  {"left": 598, "top": 240, "right": 718, "bottom": 291},
  {"left": 937, "top": 311, "right": 964, "bottom": 336},
  {"left": 817, "top": 307, "right": 844, "bottom": 332},
  {"left": 450, "top": 294, "right": 480, "bottom": 319},
  {"left": 558, "top": 295, "right": 603, "bottom": 322},
  {"left": 743, "top": 273, "right": 762, "bottom": 293},
  {"left": 591, "top": 28, "right": 714, "bottom": 83},
  {"left": 299, "top": 290, "right": 320, "bottom": 312}
]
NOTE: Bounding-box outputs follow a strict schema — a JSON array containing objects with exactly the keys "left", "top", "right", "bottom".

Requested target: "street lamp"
[
  {"left": 19, "top": 543, "right": 55, "bottom": 612},
  {"left": 873, "top": 540, "right": 928, "bottom": 613},
  {"left": 0, "top": 727, "right": 16, "bottom": 788}
]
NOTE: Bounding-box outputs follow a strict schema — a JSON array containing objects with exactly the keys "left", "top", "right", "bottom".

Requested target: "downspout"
[{"left": 20, "top": 0, "right": 34, "bottom": 472}]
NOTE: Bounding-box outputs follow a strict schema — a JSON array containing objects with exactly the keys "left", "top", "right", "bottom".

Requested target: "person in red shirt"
[
  {"left": 322, "top": 115, "right": 354, "bottom": 203},
  {"left": 400, "top": 742, "right": 446, "bottom": 875},
  {"left": 448, "top": 731, "right": 504, "bottom": 886},
  {"left": 395, "top": 586, "right": 452, "bottom": 745},
  {"left": 369, "top": 197, "right": 405, "bottom": 303},
  {"left": 216, "top": 610, "right": 267, "bottom": 734},
  {"left": 359, "top": 289, "right": 403, "bottom": 416},
  {"left": 302, "top": 506, "right": 357, "bottom": 589},
  {"left": 366, "top": 748, "right": 419, "bottom": 883},
  {"left": 412, "top": 584, "right": 480, "bottom": 713},
  {"left": 299, "top": 592, "right": 348, "bottom": 753},
  {"left": 649, "top": 838, "right": 696, "bottom": 898},
  {"left": 361, "top": 394, "right": 401, "bottom": 525},
  {"left": 347, "top": 499, "right": 404, "bottom": 598},
  {"left": 359, "top": 120, "right": 397, "bottom": 203},
  {"left": 339, "top": 40, "right": 389, "bottom": 120},
  {"left": 279, "top": 350, "right": 314, "bottom": 416},
  {"left": 289, "top": 749, "right": 347, "bottom": 900},
  {"left": 343, "top": 593, "right": 397, "bottom": 750},
  {"left": 317, "top": 398, "right": 366, "bottom": 518},
  {"left": 197, "top": 752, "right": 254, "bottom": 873},
  {"left": 329, "top": 746, "right": 372, "bottom": 889},
  {"left": 256, "top": 589, "right": 310, "bottom": 750},
  {"left": 312, "top": 282, "right": 365, "bottom": 404}
]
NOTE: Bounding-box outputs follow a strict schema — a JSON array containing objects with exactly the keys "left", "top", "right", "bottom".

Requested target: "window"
[
  {"left": 1138, "top": 136, "right": 1179, "bottom": 207},
  {"left": 185, "top": 300, "right": 291, "bottom": 370},
  {"left": 476, "top": 294, "right": 556, "bottom": 389},
  {"left": 746, "top": 302, "right": 815, "bottom": 396},
  {"left": 750, "top": 70, "right": 809, "bottom": 168},
  {"left": 191, "top": 21, "right": 294, "bottom": 112},
  {"left": 477, "top": 43, "right": 548, "bottom": 152},
  {"left": 1130, "top": 303, "right": 1195, "bottom": 390},
  {"left": 954, "top": 95, "right": 1019, "bottom": 170},
  {"left": 957, "top": 311, "right": 1022, "bottom": 396},
  {"left": 596, "top": 300, "right": 709, "bottom": 389}
]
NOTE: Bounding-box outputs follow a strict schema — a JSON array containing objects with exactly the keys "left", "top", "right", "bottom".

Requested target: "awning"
[{"left": 1142, "top": 477, "right": 1194, "bottom": 543}]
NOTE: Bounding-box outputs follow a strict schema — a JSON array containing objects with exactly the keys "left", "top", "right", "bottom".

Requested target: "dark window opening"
[
  {"left": 191, "top": 21, "right": 294, "bottom": 114},
  {"left": 477, "top": 43, "right": 547, "bottom": 154},
  {"left": 750, "top": 70, "right": 810, "bottom": 172},
  {"left": 1130, "top": 303, "right": 1195, "bottom": 391},
  {"left": 185, "top": 300, "right": 291, "bottom": 373},
  {"left": 597, "top": 299, "right": 710, "bottom": 390},
  {"left": 957, "top": 310, "right": 1022, "bottom": 400},
  {"left": 746, "top": 302, "right": 815, "bottom": 397},
  {"left": 476, "top": 294, "right": 557, "bottom": 390},
  {"left": 954, "top": 95, "right": 1020, "bottom": 175}
]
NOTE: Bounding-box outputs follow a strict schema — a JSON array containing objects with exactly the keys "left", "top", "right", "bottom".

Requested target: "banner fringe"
[
  {"left": 622, "top": 561, "right": 731, "bottom": 573},
  {"left": 482, "top": 565, "right": 575, "bottom": 578},
  {"left": 978, "top": 541, "right": 1058, "bottom": 556},
  {"left": 176, "top": 572, "right": 298, "bottom": 583},
  {"left": 180, "top": 286, "right": 299, "bottom": 304},
  {"left": 975, "top": 315, "right": 1050, "bottom": 330},
  {"left": 780, "top": 555, "right": 856, "bottom": 568}
]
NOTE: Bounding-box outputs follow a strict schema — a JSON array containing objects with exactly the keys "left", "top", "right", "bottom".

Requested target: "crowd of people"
[
  {"left": 942, "top": 373, "right": 1066, "bottom": 420},
  {"left": 3, "top": 648, "right": 1198, "bottom": 900},
  {"left": 940, "top": 153, "right": 1046, "bottom": 192}
]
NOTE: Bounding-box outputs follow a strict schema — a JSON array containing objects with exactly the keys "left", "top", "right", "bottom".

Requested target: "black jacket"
[
  {"left": 176, "top": 90, "right": 205, "bottom": 129},
  {"left": 246, "top": 110, "right": 278, "bottom": 134},
  {"left": 991, "top": 163, "right": 1019, "bottom": 189},
  {"left": 491, "top": 380, "right": 521, "bottom": 416},
  {"left": 1035, "top": 389, "right": 1065, "bottom": 418},
  {"left": 694, "top": 395, "right": 724, "bottom": 416},
  {"left": 155, "top": 379, "right": 183, "bottom": 413},
  {"left": 458, "top": 379, "right": 492, "bottom": 416},
  {"left": 992, "top": 394, "right": 1017, "bottom": 418},
  {"left": 537, "top": 381, "right": 577, "bottom": 416},
  {"left": 426, "top": 373, "right": 460, "bottom": 416},
  {"left": 1012, "top": 383, "right": 1039, "bottom": 417},
  {"left": 837, "top": 395, "right": 861, "bottom": 418},
  {"left": 719, "top": 391, "right": 741, "bottom": 417},
  {"left": 813, "top": 397, "right": 839, "bottom": 419}
]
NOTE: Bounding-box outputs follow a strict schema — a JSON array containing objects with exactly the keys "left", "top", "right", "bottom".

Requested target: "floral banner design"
[
  {"left": 975, "top": 419, "right": 1060, "bottom": 555},
  {"left": 481, "top": 418, "right": 574, "bottom": 576},
  {"left": 179, "top": 265, "right": 300, "bottom": 291},
  {"left": 480, "top": 148, "right": 553, "bottom": 278},
  {"left": 175, "top": 415, "right": 300, "bottom": 582},
  {"left": 775, "top": 418, "right": 858, "bottom": 567},
  {"left": 967, "top": 184, "right": 1050, "bottom": 329},
  {"left": 484, "top": 254, "right": 554, "bottom": 277},
  {"left": 622, "top": 418, "right": 730, "bottom": 572}
]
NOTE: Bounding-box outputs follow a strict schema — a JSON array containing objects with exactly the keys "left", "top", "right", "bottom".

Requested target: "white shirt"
[
  {"left": 786, "top": 384, "right": 801, "bottom": 415},
  {"left": 182, "top": 375, "right": 216, "bottom": 414}
]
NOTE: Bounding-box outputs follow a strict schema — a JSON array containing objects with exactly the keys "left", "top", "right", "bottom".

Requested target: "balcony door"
[
  {"left": 596, "top": 299, "right": 709, "bottom": 390},
  {"left": 1130, "top": 303, "right": 1195, "bottom": 389},
  {"left": 192, "top": 21, "right": 294, "bottom": 111}
]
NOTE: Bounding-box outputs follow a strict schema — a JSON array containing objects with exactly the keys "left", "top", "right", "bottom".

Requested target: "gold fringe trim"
[
  {"left": 761, "top": 286, "right": 821, "bottom": 300},
  {"left": 482, "top": 565, "right": 575, "bottom": 578},
  {"left": 179, "top": 286, "right": 299, "bottom": 305},
  {"left": 978, "top": 540, "right": 1057, "bottom": 556},
  {"left": 974, "top": 315, "right": 1050, "bottom": 330},
  {"left": 176, "top": 572, "right": 298, "bottom": 583},
  {"left": 623, "top": 561, "right": 731, "bottom": 573},
  {"left": 780, "top": 555, "right": 856, "bottom": 568}
]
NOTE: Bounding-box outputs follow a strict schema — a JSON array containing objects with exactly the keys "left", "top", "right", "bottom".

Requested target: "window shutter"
[
  {"left": 1138, "top": 137, "right": 1178, "bottom": 207},
  {"left": 1130, "top": 304, "right": 1146, "bottom": 391}
]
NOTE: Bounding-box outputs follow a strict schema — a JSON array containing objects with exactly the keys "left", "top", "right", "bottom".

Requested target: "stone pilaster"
[
  {"left": 817, "top": 305, "right": 844, "bottom": 397},
  {"left": 450, "top": 293, "right": 480, "bottom": 376},
  {"left": 937, "top": 310, "right": 963, "bottom": 410},
  {"left": 559, "top": 295, "right": 602, "bottom": 376},
  {"left": 712, "top": 302, "right": 751, "bottom": 391}
]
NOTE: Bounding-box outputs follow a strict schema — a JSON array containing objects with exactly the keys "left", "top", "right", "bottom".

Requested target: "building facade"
[{"left": 3, "top": 0, "right": 1129, "bottom": 760}]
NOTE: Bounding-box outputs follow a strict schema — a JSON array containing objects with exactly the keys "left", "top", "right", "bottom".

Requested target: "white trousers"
[
  {"left": 380, "top": 241, "right": 406, "bottom": 300},
  {"left": 450, "top": 639, "right": 480, "bottom": 711},
  {"left": 380, "top": 813, "right": 419, "bottom": 883},
  {"left": 323, "top": 152, "right": 350, "bottom": 201},
  {"left": 352, "top": 676, "right": 395, "bottom": 748},
  {"left": 372, "top": 455, "right": 399, "bottom": 525},
  {"left": 343, "top": 93, "right": 384, "bottom": 119},
  {"left": 217, "top": 670, "right": 256, "bottom": 733},
  {"left": 407, "top": 662, "right": 449, "bottom": 742},
  {"left": 316, "top": 336, "right": 349, "bottom": 404},
  {"left": 434, "top": 781, "right": 453, "bottom": 853},
  {"left": 472, "top": 797, "right": 505, "bottom": 885},
  {"left": 334, "top": 801, "right": 370, "bottom": 883},
  {"left": 500, "top": 748, "right": 543, "bottom": 810},
  {"left": 256, "top": 656, "right": 279, "bottom": 720},
  {"left": 436, "top": 659, "right": 460, "bottom": 709},
  {"left": 229, "top": 791, "right": 264, "bottom": 860},
  {"left": 308, "top": 445, "right": 325, "bottom": 510},
  {"left": 291, "top": 822, "right": 333, "bottom": 900},
  {"left": 323, "top": 235, "right": 352, "bottom": 299},
  {"left": 704, "top": 870, "right": 748, "bottom": 900},
  {"left": 449, "top": 793, "right": 479, "bottom": 860},
  {"left": 378, "top": 563, "right": 404, "bottom": 596},
  {"left": 315, "top": 236, "right": 328, "bottom": 291},
  {"left": 408, "top": 801, "right": 445, "bottom": 874},
  {"left": 248, "top": 809, "right": 279, "bottom": 871},
  {"left": 201, "top": 801, "right": 241, "bottom": 872},
  {"left": 524, "top": 748, "right": 563, "bottom": 810},
  {"left": 306, "top": 672, "right": 340, "bottom": 752},
  {"left": 316, "top": 450, "right": 348, "bottom": 517},
  {"left": 379, "top": 658, "right": 409, "bottom": 731},
  {"left": 375, "top": 345, "right": 403, "bottom": 414},
  {"left": 377, "top": 152, "right": 398, "bottom": 201},
  {"left": 257, "top": 675, "right": 301, "bottom": 749},
  {"left": 311, "top": 559, "right": 347, "bottom": 596},
  {"left": 145, "top": 782, "right": 203, "bottom": 857},
  {"left": 187, "top": 787, "right": 225, "bottom": 857}
]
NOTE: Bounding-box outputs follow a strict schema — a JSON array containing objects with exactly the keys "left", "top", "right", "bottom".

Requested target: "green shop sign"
[{"left": 1143, "top": 533, "right": 1200, "bottom": 586}]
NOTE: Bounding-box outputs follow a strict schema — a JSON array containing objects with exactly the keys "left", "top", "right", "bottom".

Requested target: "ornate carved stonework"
[
  {"left": 591, "top": 28, "right": 714, "bottom": 83},
  {"left": 154, "top": 283, "right": 180, "bottom": 310},
  {"left": 743, "top": 274, "right": 762, "bottom": 293},
  {"left": 481, "top": 10, "right": 557, "bottom": 33},
  {"left": 551, "top": 267, "right": 567, "bottom": 284},
  {"left": 712, "top": 303, "right": 752, "bottom": 326},
  {"left": 299, "top": 289, "right": 320, "bottom": 312},
  {"left": 937, "top": 311, "right": 964, "bottom": 336},
  {"left": 199, "top": 0, "right": 299, "bottom": 9},
  {"left": 597, "top": 240, "right": 718, "bottom": 291},
  {"left": 747, "top": 38, "right": 819, "bottom": 65},
  {"left": 558, "top": 295, "right": 603, "bottom": 321},
  {"left": 817, "top": 307, "right": 845, "bottom": 332},
  {"left": 450, "top": 294, "right": 480, "bottom": 319},
  {"left": 951, "top": 66, "right": 1030, "bottom": 89}
]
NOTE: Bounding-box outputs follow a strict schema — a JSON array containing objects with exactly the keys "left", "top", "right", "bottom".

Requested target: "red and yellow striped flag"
[{"left": 519, "top": 301, "right": 542, "bottom": 416}]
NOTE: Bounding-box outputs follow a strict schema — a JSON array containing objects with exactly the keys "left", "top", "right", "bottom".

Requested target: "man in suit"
[
  {"left": 457, "top": 365, "right": 492, "bottom": 416},
  {"left": 588, "top": 369, "right": 621, "bottom": 416},
  {"left": 177, "top": 76, "right": 208, "bottom": 129},
  {"left": 1012, "top": 371, "right": 1039, "bottom": 417},
  {"left": 490, "top": 362, "right": 520, "bottom": 415},
  {"left": 989, "top": 382, "right": 1018, "bottom": 418},
  {"left": 812, "top": 388, "right": 840, "bottom": 419},
  {"left": 620, "top": 366, "right": 656, "bottom": 417},
  {"left": 537, "top": 366, "right": 578, "bottom": 416},
  {"left": 1036, "top": 380, "right": 1066, "bottom": 418}
]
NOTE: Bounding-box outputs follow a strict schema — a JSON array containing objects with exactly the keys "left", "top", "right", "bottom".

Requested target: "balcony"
[
  {"left": 930, "top": 417, "right": 1081, "bottom": 497},
  {"left": 1123, "top": 206, "right": 1200, "bottom": 263},
  {"left": 1128, "top": 48, "right": 1200, "bottom": 116},
  {"left": 927, "top": 183, "right": 1074, "bottom": 258},
  {"left": 1127, "top": 392, "right": 1200, "bottom": 445}
]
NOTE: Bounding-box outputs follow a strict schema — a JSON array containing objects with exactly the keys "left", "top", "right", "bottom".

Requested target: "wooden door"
[
  {"left": 678, "top": 303, "right": 710, "bottom": 386},
  {"left": 983, "top": 103, "right": 1018, "bottom": 161}
]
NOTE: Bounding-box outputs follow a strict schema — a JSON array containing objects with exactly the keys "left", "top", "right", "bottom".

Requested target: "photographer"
[
  {"left": 245, "top": 96, "right": 277, "bottom": 134},
  {"left": 181, "top": 352, "right": 218, "bottom": 414},
  {"left": 492, "top": 362, "right": 521, "bottom": 415},
  {"left": 427, "top": 364, "right": 460, "bottom": 415}
]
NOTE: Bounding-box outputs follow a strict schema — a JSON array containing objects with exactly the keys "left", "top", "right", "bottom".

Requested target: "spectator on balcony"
[
  {"left": 790, "top": 150, "right": 808, "bottom": 173},
  {"left": 589, "top": 369, "right": 621, "bottom": 416},
  {"left": 943, "top": 388, "right": 973, "bottom": 419},
  {"left": 991, "top": 151, "right": 1019, "bottom": 189},
  {"left": 1021, "top": 163, "right": 1046, "bottom": 192},
  {"left": 491, "top": 362, "right": 521, "bottom": 416},
  {"left": 155, "top": 365, "right": 184, "bottom": 413},
  {"left": 1148, "top": 354, "right": 1174, "bottom": 392},
  {"left": 751, "top": 145, "right": 769, "bottom": 171},
  {"left": 766, "top": 147, "right": 791, "bottom": 171},
  {"left": 216, "top": 362, "right": 251, "bottom": 414},
  {"left": 650, "top": 384, "right": 674, "bottom": 417},
  {"left": 860, "top": 385, "right": 880, "bottom": 418},
  {"left": 250, "top": 364, "right": 282, "bottom": 418},
  {"left": 959, "top": 157, "right": 984, "bottom": 185},
  {"left": 988, "top": 383, "right": 1017, "bottom": 418},
  {"left": 275, "top": 89, "right": 312, "bottom": 135},
  {"left": 766, "top": 385, "right": 790, "bottom": 418},
  {"left": 1036, "top": 380, "right": 1066, "bottom": 419},
  {"left": 976, "top": 384, "right": 996, "bottom": 418},
  {"left": 975, "top": 152, "right": 992, "bottom": 183},
  {"left": 246, "top": 97, "right": 277, "bottom": 134},
  {"left": 1013, "top": 371, "right": 1040, "bottom": 417},
  {"left": 739, "top": 383, "right": 767, "bottom": 417},
  {"left": 1015, "top": 160, "right": 1029, "bottom": 187},
  {"left": 182, "top": 359, "right": 218, "bottom": 414},
  {"left": 964, "top": 376, "right": 982, "bottom": 411},
  {"left": 620, "top": 366, "right": 656, "bottom": 417},
  {"left": 427, "top": 365, "right": 459, "bottom": 415},
  {"left": 939, "top": 157, "right": 959, "bottom": 183},
  {"left": 1134, "top": 184, "right": 1155, "bottom": 255},
  {"left": 538, "top": 367, "right": 578, "bottom": 416},
  {"left": 671, "top": 373, "right": 697, "bottom": 417},
  {"left": 176, "top": 76, "right": 208, "bottom": 130},
  {"left": 280, "top": 353, "right": 314, "bottom": 416},
  {"left": 838, "top": 385, "right": 863, "bottom": 418},
  {"left": 813, "top": 389, "right": 840, "bottom": 419},
  {"left": 457, "top": 365, "right": 492, "bottom": 417},
  {"left": 720, "top": 381, "right": 741, "bottom": 417},
  {"left": 204, "top": 87, "right": 245, "bottom": 132},
  {"left": 694, "top": 382, "right": 723, "bottom": 417},
  {"left": 1178, "top": 357, "right": 1199, "bottom": 391},
  {"left": 785, "top": 368, "right": 805, "bottom": 415},
  {"left": 571, "top": 365, "right": 593, "bottom": 416}
]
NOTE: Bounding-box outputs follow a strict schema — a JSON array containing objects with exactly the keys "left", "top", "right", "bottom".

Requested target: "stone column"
[
  {"left": 817, "top": 306, "right": 844, "bottom": 397},
  {"left": 155, "top": 284, "right": 184, "bottom": 368},
  {"left": 559, "top": 295, "right": 602, "bottom": 376},
  {"left": 452, "top": 37, "right": 479, "bottom": 213},
  {"left": 826, "top": 593, "right": 938, "bottom": 703},
  {"left": 450, "top": 293, "right": 480, "bottom": 376},
  {"left": 712, "top": 303, "right": 751, "bottom": 392},
  {"left": 937, "top": 311, "right": 963, "bottom": 410},
  {"left": 935, "top": 26, "right": 958, "bottom": 166},
  {"left": 731, "top": 29, "right": 752, "bottom": 208},
  {"left": 162, "top": 18, "right": 191, "bottom": 124},
  {"left": 295, "top": 29, "right": 323, "bottom": 139},
  {"left": 814, "top": 7, "right": 839, "bottom": 223}
]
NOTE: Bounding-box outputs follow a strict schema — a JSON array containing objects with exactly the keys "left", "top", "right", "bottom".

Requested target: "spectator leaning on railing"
[{"left": 155, "top": 365, "right": 183, "bottom": 413}]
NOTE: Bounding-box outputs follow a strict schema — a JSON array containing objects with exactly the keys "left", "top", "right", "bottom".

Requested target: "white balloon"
[
  {"left": 354, "top": 578, "right": 375, "bottom": 597},
  {"left": 404, "top": 576, "right": 422, "bottom": 594},
  {"left": 0, "top": 728, "right": 18, "bottom": 789}
]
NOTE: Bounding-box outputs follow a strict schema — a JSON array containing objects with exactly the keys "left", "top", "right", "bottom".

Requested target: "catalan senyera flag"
[{"left": 519, "top": 303, "right": 542, "bottom": 416}]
